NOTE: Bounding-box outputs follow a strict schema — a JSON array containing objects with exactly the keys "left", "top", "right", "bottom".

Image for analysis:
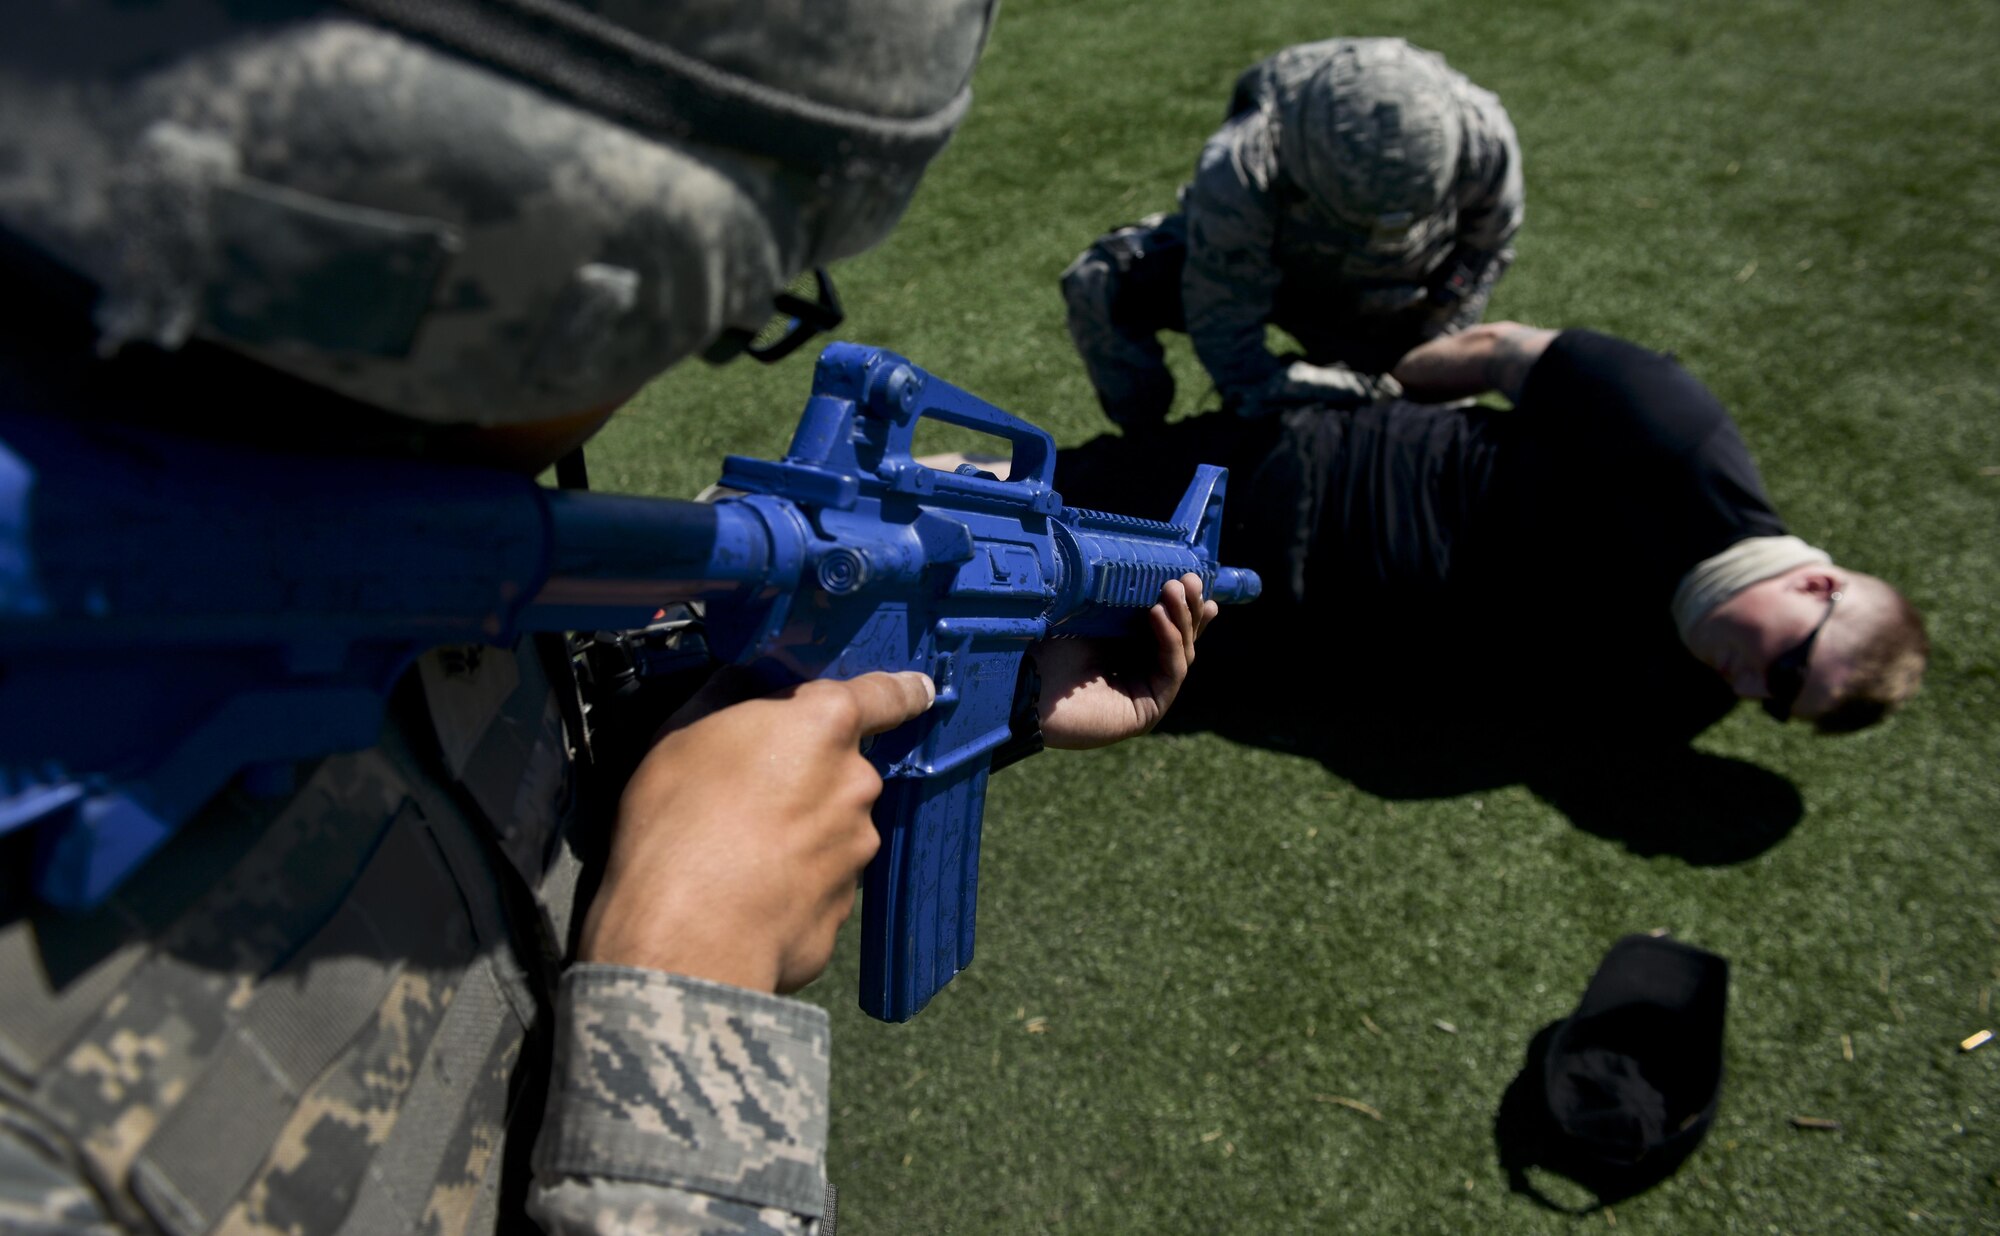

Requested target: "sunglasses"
[
  {"left": 703, "top": 267, "right": 845, "bottom": 366},
  {"left": 1762, "top": 590, "right": 1841, "bottom": 722}
]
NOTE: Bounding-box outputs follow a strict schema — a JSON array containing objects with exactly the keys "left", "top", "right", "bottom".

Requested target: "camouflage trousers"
[
  {"left": 1060, "top": 215, "right": 1457, "bottom": 430},
  {"left": 1058, "top": 213, "right": 1189, "bottom": 430}
]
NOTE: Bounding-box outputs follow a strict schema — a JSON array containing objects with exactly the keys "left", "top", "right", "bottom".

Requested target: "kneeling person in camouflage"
[{"left": 1061, "top": 37, "right": 1524, "bottom": 428}]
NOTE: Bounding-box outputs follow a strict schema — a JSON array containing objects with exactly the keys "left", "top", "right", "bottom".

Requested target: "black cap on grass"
[
  {"left": 1496, "top": 934, "right": 1728, "bottom": 1209},
  {"left": 1546, "top": 934, "right": 1728, "bottom": 1163}
]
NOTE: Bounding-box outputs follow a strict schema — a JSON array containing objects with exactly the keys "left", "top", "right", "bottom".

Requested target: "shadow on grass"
[{"left": 1158, "top": 690, "right": 1803, "bottom": 866}]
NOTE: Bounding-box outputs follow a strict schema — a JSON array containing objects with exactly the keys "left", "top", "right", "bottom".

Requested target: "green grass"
[{"left": 584, "top": 0, "right": 2000, "bottom": 1229}]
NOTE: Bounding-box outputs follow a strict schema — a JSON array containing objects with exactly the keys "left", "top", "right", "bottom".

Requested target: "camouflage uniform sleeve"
[
  {"left": 1181, "top": 110, "right": 1290, "bottom": 402},
  {"left": 529, "top": 965, "right": 831, "bottom": 1236},
  {"left": 1427, "top": 84, "right": 1525, "bottom": 336}
]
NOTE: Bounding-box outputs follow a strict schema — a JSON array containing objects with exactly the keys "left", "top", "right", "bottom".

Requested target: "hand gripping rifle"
[{"left": 0, "top": 343, "right": 1259, "bottom": 1020}]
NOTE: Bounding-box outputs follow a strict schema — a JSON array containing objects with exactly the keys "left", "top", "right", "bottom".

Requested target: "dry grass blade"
[{"left": 1314, "top": 1094, "right": 1385, "bottom": 1121}]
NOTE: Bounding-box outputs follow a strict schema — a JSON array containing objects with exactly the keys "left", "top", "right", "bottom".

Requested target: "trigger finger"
[{"left": 845, "top": 670, "right": 940, "bottom": 737}]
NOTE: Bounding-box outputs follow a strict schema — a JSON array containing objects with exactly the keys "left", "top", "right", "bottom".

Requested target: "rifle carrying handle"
[{"left": 829, "top": 342, "right": 1060, "bottom": 492}]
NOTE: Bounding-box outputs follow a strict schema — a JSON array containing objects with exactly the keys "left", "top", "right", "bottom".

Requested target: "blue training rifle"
[{"left": 0, "top": 342, "right": 1259, "bottom": 1021}]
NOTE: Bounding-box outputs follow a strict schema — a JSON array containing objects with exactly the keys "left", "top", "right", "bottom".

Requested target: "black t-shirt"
[
  {"left": 1492, "top": 330, "right": 1786, "bottom": 594},
  {"left": 1053, "top": 330, "right": 1786, "bottom": 742},
  {"left": 1472, "top": 331, "right": 1786, "bottom": 739}
]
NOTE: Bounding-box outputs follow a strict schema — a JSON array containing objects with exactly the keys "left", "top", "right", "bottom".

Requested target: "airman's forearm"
[{"left": 1390, "top": 321, "right": 1557, "bottom": 404}]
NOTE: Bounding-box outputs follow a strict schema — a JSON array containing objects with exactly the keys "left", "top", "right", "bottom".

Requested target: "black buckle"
[{"left": 703, "top": 267, "right": 845, "bottom": 365}]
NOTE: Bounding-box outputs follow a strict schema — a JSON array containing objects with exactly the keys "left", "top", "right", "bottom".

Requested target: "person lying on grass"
[{"left": 935, "top": 322, "right": 1927, "bottom": 745}]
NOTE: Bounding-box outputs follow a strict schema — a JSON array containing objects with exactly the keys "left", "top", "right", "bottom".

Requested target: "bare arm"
[{"left": 1389, "top": 321, "right": 1557, "bottom": 404}]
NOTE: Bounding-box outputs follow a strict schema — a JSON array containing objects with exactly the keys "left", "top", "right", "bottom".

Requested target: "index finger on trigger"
[{"left": 846, "top": 670, "right": 939, "bottom": 737}]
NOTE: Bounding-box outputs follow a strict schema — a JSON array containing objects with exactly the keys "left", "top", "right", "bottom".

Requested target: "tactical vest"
[{"left": 0, "top": 642, "right": 582, "bottom": 1234}]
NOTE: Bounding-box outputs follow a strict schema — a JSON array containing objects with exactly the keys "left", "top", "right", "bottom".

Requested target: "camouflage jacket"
[
  {"left": 0, "top": 645, "right": 831, "bottom": 1236},
  {"left": 1180, "top": 38, "right": 1525, "bottom": 399}
]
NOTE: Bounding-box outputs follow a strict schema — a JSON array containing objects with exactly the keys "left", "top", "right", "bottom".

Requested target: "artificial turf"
[{"left": 584, "top": 0, "right": 1999, "bottom": 1229}]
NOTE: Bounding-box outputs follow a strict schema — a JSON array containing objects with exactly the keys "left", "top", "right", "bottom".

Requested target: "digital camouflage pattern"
[
  {"left": 1185, "top": 37, "right": 1524, "bottom": 408},
  {"left": 531, "top": 970, "right": 832, "bottom": 1232},
  {"left": 0, "top": 0, "right": 994, "bottom": 427},
  {"left": 1058, "top": 213, "right": 1402, "bottom": 428},
  {"left": 1061, "top": 37, "right": 1522, "bottom": 426},
  {"left": 1058, "top": 212, "right": 1191, "bottom": 428},
  {"left": 0, "top": 1129, "right": 121, "bottom": 1236},
  {"left": 0, "top": 1, "right": 998, "bottom": 1230},
  {"left": 0, "top": 651, "right": 829, "bottom": 1235}
]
